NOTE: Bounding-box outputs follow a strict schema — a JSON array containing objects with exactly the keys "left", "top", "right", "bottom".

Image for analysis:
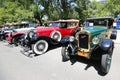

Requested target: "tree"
[
  {"left": 105, "top": 0, "right": 120, "bottom": 17},
  {"left": 0, "top": 1, "right": 34, "bottom": 25}
]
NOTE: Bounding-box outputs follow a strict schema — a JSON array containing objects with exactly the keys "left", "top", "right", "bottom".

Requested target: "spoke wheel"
[{"left": 32, "top": 40, "right": 48, "bottom": 55}]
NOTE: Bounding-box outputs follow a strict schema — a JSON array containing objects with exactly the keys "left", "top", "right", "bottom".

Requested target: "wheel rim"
[
  {"left": 53, "top": 33, "right": 60, "bottom": 41},
  {"left": 37, "top": 43, "right": 45, "bottom": 51},
  {"left": 33, "top": 40, "right": 48, "bottom": 55},
  {"left": 50, "top": 31, "right": 62, "bottom": 41}
]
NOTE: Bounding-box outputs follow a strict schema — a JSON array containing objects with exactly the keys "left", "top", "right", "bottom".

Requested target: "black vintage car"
[{"left": 61, "top": 17, "right": 117, "bottom": 74}]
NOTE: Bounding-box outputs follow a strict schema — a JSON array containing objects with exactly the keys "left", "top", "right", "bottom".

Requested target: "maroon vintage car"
[
  {"left": 22, "top": 19, "right": 80, "bottom": 55},
  {"left": 6, "top": 27, "right": 35, "bottom": 46}
]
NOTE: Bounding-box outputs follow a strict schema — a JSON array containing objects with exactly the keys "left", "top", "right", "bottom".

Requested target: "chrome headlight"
[
  {"left": 25, "top": 30, "right": 36, "bottom": 38},
  {"left": 28, "top": 29, "right": 36, "bottom": 39},
  {"left": 69, "top": 36, "right": 75, "bottom": 42},
  {"left": 92, "top": 36, "right": 100, "bottom": 44}
]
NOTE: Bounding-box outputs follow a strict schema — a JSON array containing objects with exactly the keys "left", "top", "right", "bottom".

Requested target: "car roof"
[
  {"left": 86, "top": 17, "right": 114, "bottom": 20},
  {"left": 50, "top": 19, "right": 79, "bottom": 23}
]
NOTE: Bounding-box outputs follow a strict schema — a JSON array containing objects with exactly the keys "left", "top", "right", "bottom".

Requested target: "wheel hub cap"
[
  {"left": 38, "top": 43, "right": 45, "bottom": 51},
  {"left": 53, "top": 34, "right": 59, "bottom": 40}
]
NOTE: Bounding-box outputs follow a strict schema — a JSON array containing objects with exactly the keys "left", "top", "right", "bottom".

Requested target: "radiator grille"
[{"left": 79, "top": 34, "right": 89, "bottom": 49}]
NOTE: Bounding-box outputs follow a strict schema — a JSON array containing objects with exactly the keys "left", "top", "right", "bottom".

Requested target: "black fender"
[
  {"left": 61, "top": 36, "right": 71, "bottom": 45},
  {"left": 12, "top": 34, "right": 25, "bottom": 42},
  {"left": 99, "top": 39, "right": 113, "bottom": 51},
  {"left": 61, "top": 36, "right": 78, "bottom": 55},
  {"left": 0, "top": 33, "right": 8, "bottom": 40},
  {"left": 11, "top": 34, "right": 25, "bottom": 45},
  {"left": 110, "top": 30, "right": 117, "bottom": 40},
  {"left": 12, "top": 33, "right": 25, "bottom": 39}
]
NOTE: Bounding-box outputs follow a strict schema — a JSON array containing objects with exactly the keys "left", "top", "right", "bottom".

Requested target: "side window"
[
  {"left": 60, "top": 22, "right": 67, "bottom": 28},
  {"left": 67, "top": 22, "right": 77, "bottom": 28}
]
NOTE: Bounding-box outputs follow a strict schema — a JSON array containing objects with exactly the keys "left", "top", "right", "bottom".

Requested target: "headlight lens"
[
  {"left": 69, "top": 36, "right": 75, "bottom": 42},
  {"left": 92, "top": 36, "right": 100, "bottom": 44},
  {"left": 29, "top": 30, "right": 36, "bottom": 38}
]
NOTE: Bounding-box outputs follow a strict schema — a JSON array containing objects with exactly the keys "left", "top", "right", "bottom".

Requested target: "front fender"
[
  {"left": 61, "top": 36, "right": 71, "bottom": 45},
  {"left": 100, "top": 39, "right": 113, "bottom": 51}
]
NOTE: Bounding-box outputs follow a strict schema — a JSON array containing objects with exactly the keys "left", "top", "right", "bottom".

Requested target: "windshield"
[
  {"left": 48, "top": 22, "right": 60, "bottom": 27},
  {"left": 48, "top": 22, "right": 78, "bottom": 28},
  {"left": 84, "top": 19, "right": 107, "bottom": 27}
]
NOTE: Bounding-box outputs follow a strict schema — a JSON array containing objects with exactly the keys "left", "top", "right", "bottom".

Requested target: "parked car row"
[{"left": 0, "top": 18, "right": 117, "bottom": 74}]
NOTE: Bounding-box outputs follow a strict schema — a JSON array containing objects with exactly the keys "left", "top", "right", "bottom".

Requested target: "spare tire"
[{"left": 50, "top": 30, "right": 62, "bottom": 41}]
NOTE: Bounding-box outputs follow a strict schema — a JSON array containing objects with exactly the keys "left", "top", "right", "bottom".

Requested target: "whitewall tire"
[{"left": 32, "top": 40, "right": 48, "bottom": 55}]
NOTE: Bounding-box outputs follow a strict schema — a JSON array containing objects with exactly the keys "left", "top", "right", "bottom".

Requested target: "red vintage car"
[
  {"left": 6, "top": 27, "right": 35, "bottom": 46},
  {"left": 22, "top": 19, "right": 80, "bottom": 55}
]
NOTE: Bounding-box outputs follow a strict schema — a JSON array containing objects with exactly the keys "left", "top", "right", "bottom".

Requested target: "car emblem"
[{"left": 81, "top": 35, "right": 86, "bottom": 39}]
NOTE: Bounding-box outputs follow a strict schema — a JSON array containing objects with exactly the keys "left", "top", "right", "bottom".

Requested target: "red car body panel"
[
  {"left": 7, "top": 32, "right": 25, "bottom": 41},
  {"left": 35, "top": 19, "right": 79, "bottom": 38},
  {"left": 6, "top": 27, "right": 35, "bottom": 42}
]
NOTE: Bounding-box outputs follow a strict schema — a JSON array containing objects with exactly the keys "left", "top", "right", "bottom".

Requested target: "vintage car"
[
  {"left": 21, "top": 19, "right": 80, "bottom": 55},
  {"left": 0, "top": 28, "right": 15, "bottom": 41},
  {"left": 61, "top": 17, "right": 117, "bottom": 74},
  {"left": 113, "top": 15, "right": 120, "bottom": 29},
  {"left": 7, "top": 27, "right": 35, "bottom": 46}
]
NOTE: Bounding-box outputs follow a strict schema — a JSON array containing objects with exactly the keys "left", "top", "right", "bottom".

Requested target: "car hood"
[{"left": 85, "top": 26, "right": 107, "bottom": 36}]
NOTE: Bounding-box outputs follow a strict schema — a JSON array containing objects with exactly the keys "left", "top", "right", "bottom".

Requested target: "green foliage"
[
  {"left": 0, "top": 0, "right": 120, "bottom": 26},
  {"left": 0, "top": 0, "right": 34, "bottom": 25},
  {"left": 88, "top": 0, "right": 120, "bottom": 17},
  {"left": 105, "top": 0, "right": 120, "bottom": 17}
]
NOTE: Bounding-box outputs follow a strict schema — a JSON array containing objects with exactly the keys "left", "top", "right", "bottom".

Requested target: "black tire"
[
  {"left": 0, "top": 35, "right": 6, "bottom": 41},
  {"left": 12, "top": 37, "right": 18, "bottom": 46},
  {"left": 61, "top": 46, "right": 71, "bottom": 61},
  {"left": 0, "top": 36, "right": 4, "bottom": 41},
  {"left": 101, "top": 54, "right": 112, "bottom": 74},
  {"left": 101, "top": 41, "right": 114, "bottom": 74},
  {"left": 32, "top": 40, "right": 49, "bottom": 55}
]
